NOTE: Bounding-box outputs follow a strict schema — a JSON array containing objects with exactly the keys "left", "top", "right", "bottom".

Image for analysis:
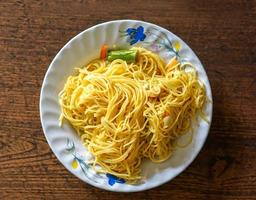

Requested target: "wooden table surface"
[{"left": 1, "top": 0, "right": 256, "bottom": 199}]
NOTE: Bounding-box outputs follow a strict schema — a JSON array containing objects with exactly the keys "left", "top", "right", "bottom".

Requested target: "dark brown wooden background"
[{"left": 1, "top": 0, "right": 256, "bottom": 199}]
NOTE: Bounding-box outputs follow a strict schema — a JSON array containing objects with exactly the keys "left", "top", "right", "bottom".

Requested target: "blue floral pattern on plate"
[
  {"left": 106, "top": 173, "right": 125, "bottom": 186},
  {"left": 66, "top": 138, "right": 125, "bottom": 186},
  {"left": 120, "top": 26, "right": 146, "bottom": 45},
  {"left": 120, "top": 26, "right": 183, "bottom": 61}
]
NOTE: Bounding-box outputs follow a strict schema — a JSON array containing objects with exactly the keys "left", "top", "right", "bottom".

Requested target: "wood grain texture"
[{"left": 0, "top": 0, "right": 256, "bottom": 199}]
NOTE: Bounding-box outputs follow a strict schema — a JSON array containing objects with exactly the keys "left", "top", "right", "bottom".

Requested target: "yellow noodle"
[{"left": 59, "top": 47, "right": 208, "bottom": 182}]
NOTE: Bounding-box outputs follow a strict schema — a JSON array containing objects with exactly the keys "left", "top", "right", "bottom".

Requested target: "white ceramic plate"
[{"left": 40, "top": 20, "right": 213, "bottom": 192}]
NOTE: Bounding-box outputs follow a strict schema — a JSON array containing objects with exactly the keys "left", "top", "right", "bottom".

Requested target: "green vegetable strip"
[{"left": 107, "top": 50, "right": 137, "bottom": 62}]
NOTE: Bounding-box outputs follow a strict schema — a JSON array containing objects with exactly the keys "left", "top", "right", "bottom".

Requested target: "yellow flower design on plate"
[
  {"left": 173, "top": 41, "right": 181, "bottom": 52},
  {"left": 72, "top": 159, "right": 78, "bottom": 169}
]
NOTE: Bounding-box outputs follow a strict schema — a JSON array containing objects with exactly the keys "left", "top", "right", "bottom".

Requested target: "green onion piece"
[{"left": 107, "top": 50, "right": 137, "bottom": 62}]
